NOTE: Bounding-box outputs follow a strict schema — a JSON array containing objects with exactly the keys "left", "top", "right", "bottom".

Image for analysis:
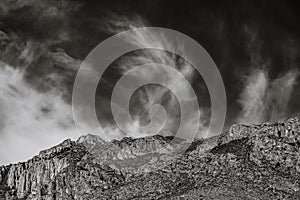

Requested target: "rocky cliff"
[{"left": 0, "top": 117, "right": 300, "bottom": 199}]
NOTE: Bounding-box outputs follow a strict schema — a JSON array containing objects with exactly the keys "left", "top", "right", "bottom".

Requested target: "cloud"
[
  {"left": 0, "top": 0, "right": 82, "bottom": 165},
  {"left": 0, "top": 0, "right": 80, "bottom": 20},
  {"left": 238, "top": 68, "right": 298, "bottom": 124},
  {"left": 237, "top": 26, "right": 299, "bottom": 125},
  {"left": 0, "top": 62, "right": 76, "bottom": 165},
  {"left": 267, "top": 69, "right": 299, "bottom": 121},
  {"left": 237, "top": 69, "right": 268, "bottom": 124},
  {"left": 99, "top": 16, "right": 208, "bottom": 139},
  {"left": 0, "top": 30, "right": 80, "bottom": 102},
  {"left": 0, "top": 0, "right": 81, "bottom": 44}
]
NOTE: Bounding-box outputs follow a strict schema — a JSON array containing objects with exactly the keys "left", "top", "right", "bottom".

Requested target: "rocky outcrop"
[
  {"left": 0, "top": 139, "right": 80, "bottom": 199},
  {"left": 0, "top": 117, "right": 300, "bottom": 199}
]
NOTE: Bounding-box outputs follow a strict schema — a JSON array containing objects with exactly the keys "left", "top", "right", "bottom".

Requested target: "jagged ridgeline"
[{"left": 0, "top": 117, "right": 300, "bottom": 199}]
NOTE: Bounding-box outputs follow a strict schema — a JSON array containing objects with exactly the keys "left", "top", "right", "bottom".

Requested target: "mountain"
[{"left": 0, "top": 117, "right": 300, "bottom": 199}]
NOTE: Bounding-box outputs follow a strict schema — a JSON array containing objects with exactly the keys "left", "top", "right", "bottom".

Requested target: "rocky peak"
[
  {"left": 38, "top": 139, "right": 75, "bottom": 159},
  {"left": 76, "top": 134, "right": 106, "bottom": 146},
  {"left": 218, "top": 117, "right": 300, "bottom": 145},
  {"left": 0, "top": 116, "right": 300, "bottom": 199}
]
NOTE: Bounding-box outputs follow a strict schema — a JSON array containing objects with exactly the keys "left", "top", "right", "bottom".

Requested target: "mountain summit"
[{"left": 1, "top": 117, "right": 300, "bottom": 199}]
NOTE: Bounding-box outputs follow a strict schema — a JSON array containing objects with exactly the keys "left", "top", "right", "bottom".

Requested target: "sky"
[{"left": 0, "top": 0, "right": 299, "bottom": 165}]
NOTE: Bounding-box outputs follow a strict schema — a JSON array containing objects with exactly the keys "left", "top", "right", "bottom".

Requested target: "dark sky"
[
  {"left": 0, "top": 0, "right": 299, "bottom": 164},
  {"left": 71, "top": 0, "right": 300, "bottom": 127}
]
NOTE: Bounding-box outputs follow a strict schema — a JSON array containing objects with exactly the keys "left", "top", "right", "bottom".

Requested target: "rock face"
[{"left": 1, "top": 117, "right": 300, "bottom": 199}]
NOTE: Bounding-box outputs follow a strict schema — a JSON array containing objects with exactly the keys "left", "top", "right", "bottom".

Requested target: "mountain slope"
[{"left": 0, "top": 117, "right": 300, "bottom": 199}]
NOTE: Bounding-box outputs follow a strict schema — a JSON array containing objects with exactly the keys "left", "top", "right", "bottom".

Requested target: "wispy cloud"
[
  {"left": 0, "top": 0, "right": 79, "bottom": 16},
  {"left": 237, "top": 69, "right": 268, "bottom": 124},
  {"left": 237, "top": 26, "right": 299, "bottom": 124},
  {"left": 267, "top": 69, "right": 299, "bottom": 121},
  {"left": 238, "top": 68, "right": 298, "bottom": 124},
  {"left": 0, "top": 62, "right": 76, "bottom": 165},
  {"left": 101, "top": 16, "right": 208, "bottom": 138},
  {"left": 0, "top": 0, "right": 82, "bottom": 165}
]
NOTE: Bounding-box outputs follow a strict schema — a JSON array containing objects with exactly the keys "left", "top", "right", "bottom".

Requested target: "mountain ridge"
[{"left": 0, "top": 117, "right": 300, "bottom": 199}]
